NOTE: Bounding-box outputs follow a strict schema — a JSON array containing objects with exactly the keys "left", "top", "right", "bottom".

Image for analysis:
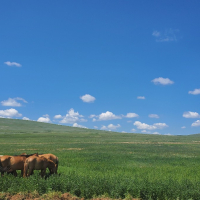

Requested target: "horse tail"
[
  {"left": 23, "top": 160, "right": 29, "bottom": 177},
  {"left": 56, "top": 157, "right": 59, "bottom": 165}
]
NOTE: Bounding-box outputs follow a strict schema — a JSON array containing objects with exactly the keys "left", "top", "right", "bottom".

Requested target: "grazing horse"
[
  {"left": 0, "top": 153, "right": 38, "bottom": 177},
  {"left": 0, "top": 155, "right": 17, "bottom": 176},
  {"left": 23, "top": 155, "right": 57, "bottom": 177},
  {"left": 38, "top": 153, "right": 59, "bottom": 174}
]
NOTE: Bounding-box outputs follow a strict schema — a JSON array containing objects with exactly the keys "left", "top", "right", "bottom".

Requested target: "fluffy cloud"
[
  {"left": 56, "top": 108, "right": 87, "bottom": 124},
  {"left": 191, "top": 120, "right": 200, "bottom": 127},
  {"left": 181, "top": 126, "right": 186, "bottom": 129},
  {"left": 101, "top": 125, "right": 107, "bottom": 130},
  {"left": 183, "top": 111, "right": 200, "bottom": 118},
  {"left": 137, "top": 96, "right": 145, "bottom": 99},
  {"left": 22, "top": 117, "right": 30, "bottom": 120},
  {"left": 37, "top": 114, "right": 51, "bottom": 123},
  {"left": 149, "top": 114, "right": 159, "bottom": 118},
  {"left": 54, "top": 115, "right": 62, "bottom": 119},
  {"left": 141, "top": 130, "right": 151, "bottom": 133},
  {"left": 1, "top": 97, "right": 27, "bottom": 107},
  {"left": 73, "top": 123, "right": 87, "bottom": 129},
  {"left": 80, "top": 94, "right": 96, "bottom": 103},
  {"left": 125, "top": 113, "right": 139, "bottom": 118},
  {"left": 107, "top": 124, "right": 121, "bottom": 130},
  {"left": 98, "top": 111, "right": 121, "bottom": 121},
  {"left": 89, "top": 114, "right": 97, "bottom": 118},
  {"left": 4, "top": 61, "right": 22, "bottom": 67},
  {"left": 92, "top": 111, "right": 139, "bottom": 121},
  {"left": 152, "top": 29, "right": 179, "bottom": 42},
  {"left": 101, "top": 124, "right": 121, "bottom": 130},
  {"left": 0, "top": 108, "right": 22, "bottom": 118},
  {"left": 152, "top": 132, "right": 160, "bottom": 135},
  {"left": 188, "top": 89, "right": 200, "bottom": 95},
  {"left": 133, "top": 121, "right": 168, "bottom": 130},
  {"left": 151, "top": 77, "right": 174, "bottom": 85}
]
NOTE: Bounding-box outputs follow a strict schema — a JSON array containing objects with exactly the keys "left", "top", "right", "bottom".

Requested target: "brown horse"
[
  {"left": 0, "top": 155, "right": 12, "bottom": 174},
  {"left": 23, "top": 155, "right": 57, "bottom": 177},
  {"left": 0, "top": 155, "right": 16, "bottom": 176},
  {"left": 38, "top": 153, "right": 59, "bottom": 174},
  {"left": 0, "top": 153, "right": 38, "bottom": 177}
]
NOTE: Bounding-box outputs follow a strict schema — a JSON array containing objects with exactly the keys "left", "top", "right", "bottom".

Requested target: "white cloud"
[
  {"left": 73, "top": 123, "right": 87, "bottom": 129},
  {"left": 164, "top": 133, "right": 172, "bottom": 136},
  {"left": 125, "top": 113, "right": 139, "bottom": 118},
  {"left": 191, "top": 120, "right": 200, "bottom": 127},
  {"left": 152, "top": 132, "right": 160, "bottom": 135},
  {"left": 1, "top": 97, "right": 27, "bottom": 107},
  {"left": 183, "top": 111, "right": 200, "bottom": 118},
  {"left": 133, "top": 121, "right": 168, "bottom": 130},
  {"left": 101, "top": 125, "right": 107, "bottom": 130},
  {"left": 152, "top": 29, "right": 179, "bottom": 42},
  {"left": 141, "top": 130, "right": 152, "bottom": 134},
  {"left": 152, "top": 31, "right": 160, "bottom": 37},
  {"left": 188, "top": 89, "right": 200, "bottom": 95},
  {"left": 98, "top": 111, "right": 121, "bottom": 121},
  {"left": 181, "top": 126, "right": 186, "bottom": 129},
  {"left": 22, "top": 117, "right": 30, "bottom": 120},
  {"left": 101, "top": 124, "right": 121, "bottom": 130},
  {"left": 58, "top": 108, "right": 86, "bottom": 124},
  {"left": 89, "top": 114, "right": 97, "bottom": 118},
  {"left": 54, "top": 114, "right": 62, "bottom": 119},
  {"left": 131, "top": 128, "right": 136, "bottom": 132},
  {"left": 94, "top": 126, "right": 98, "bottom": 129},
  {"left": 137, "top": 96, "right": 145, "bottom": 99},
  {"left": 154, "top": 123, "right": 168, "bottom": 129},
  {"left": 0, "top": 108, "right": 22, "bottom": 118},
  {"left": 149, "top": 114, "right": 159, "bottom": 118},
  {"left": 134, "top": 121, "right": 156, "bottom": 130},
  {"left": 37, "top": 114, "right": 51, "bottom": 123},
  {"left": 80, "top": 94, "right": 96, "bottom": 103},
  {"left": 151, "top": 77, "right": 174, "bottom": 85},
  {"left": 4, "top": 61, "right": 22, "bottom": 67},
  {"left": 107, "top": 124, "right": 121, "bottom": 130}
]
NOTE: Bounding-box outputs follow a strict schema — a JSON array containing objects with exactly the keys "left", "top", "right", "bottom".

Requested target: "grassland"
[{"left": 1, "top": 118, "right": 200, "bottom": 199}]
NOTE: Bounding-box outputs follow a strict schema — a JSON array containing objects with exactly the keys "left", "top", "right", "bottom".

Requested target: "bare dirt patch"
[
  {"left": 0, "top": 192, "right": 140, "bottom": 200},
  {"left": 57, "top": 148, "right": 83, "bottom": 151}
]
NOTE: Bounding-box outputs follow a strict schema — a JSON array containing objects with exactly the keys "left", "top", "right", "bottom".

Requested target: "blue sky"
[{"left": 1, "top": 0, "right": 200, "bottom": 135}]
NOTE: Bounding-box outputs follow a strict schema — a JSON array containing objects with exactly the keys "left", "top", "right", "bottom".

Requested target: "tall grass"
[
  {"left": 1, "top": 172, "right": 200, "bottom": 199},
  {"left": 1, "top": 118, "right": 200, "bottom": 199}
]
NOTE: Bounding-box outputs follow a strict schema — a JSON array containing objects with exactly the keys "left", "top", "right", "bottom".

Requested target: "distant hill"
[
  {"left": 1, "top": 118, "right": 200, "bottom": 142},
  {"left": 0, "top": 118, "right": 99, "bottom": 134}
]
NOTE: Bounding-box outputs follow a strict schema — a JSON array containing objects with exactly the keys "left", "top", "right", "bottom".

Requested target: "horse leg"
[
  {"left": 13, "top": 170, "right": 17, "bottom": 177},
  {"left": 41, "top": 169, "right": 46, "bottom": 178},
  {"left": 28, "top": 168, "right": 33, "bottom": 177},
  {"left": 48, "top": 167, "right": 53, "bottom": 174}
]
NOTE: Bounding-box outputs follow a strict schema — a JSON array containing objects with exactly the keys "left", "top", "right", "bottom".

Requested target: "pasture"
[{"left": 1, "top": 118, "right": 200, "bottom": 199}]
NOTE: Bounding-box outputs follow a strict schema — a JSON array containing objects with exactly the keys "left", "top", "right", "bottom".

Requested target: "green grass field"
[{"left": 1, "top": 118, "right": 200, "bottom": 199}]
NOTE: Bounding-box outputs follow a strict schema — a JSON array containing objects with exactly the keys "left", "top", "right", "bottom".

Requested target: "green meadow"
[{"left": 1, "top": 118, "right": 200, "bottom": 199}]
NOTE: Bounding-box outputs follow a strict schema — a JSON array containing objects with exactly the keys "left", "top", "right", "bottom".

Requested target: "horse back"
[
  {"left": 39, "top": 154, "right": 58, "bottom": 164},
  {"left": 26, "top": 155, "right": 47, "bottom": 170},
  {"left": 10, "top": 156, "right": 27, "bottom": 170}
]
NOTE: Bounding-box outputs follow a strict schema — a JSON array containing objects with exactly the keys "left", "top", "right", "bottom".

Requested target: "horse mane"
[{"left": 13, "top": 153, "right": 38, "bottom": 157}]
